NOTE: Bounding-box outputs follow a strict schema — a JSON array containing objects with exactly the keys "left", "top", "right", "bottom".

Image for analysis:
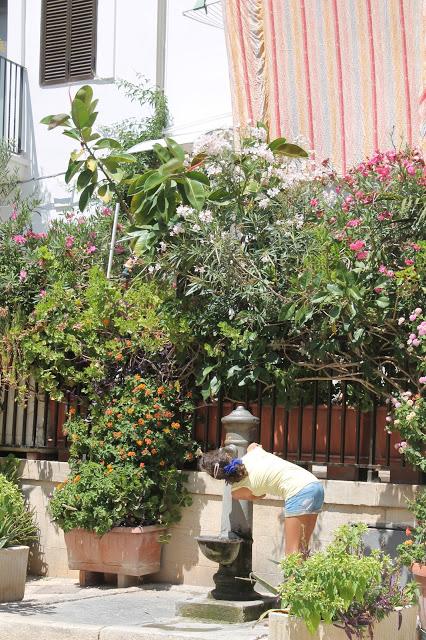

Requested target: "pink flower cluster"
[{"left": 378, "top": 264, "right": 394, "bottom": 278}]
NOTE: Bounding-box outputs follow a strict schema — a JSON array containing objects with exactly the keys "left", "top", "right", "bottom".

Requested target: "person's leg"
[{"left": 284, "top": 514, "right": 318, "bottom": 555}]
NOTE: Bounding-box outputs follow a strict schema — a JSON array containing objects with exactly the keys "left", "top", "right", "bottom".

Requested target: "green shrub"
[
  {"left": 0, "top": 475, "right": 37, "bottom": 548},
  {"left": 398, "top": 490, "right": 426, "bottom": 566}
]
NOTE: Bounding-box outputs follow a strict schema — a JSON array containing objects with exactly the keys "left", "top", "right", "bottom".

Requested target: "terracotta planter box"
[
  {"left": 0, "top": 546, "right": 29, "bottom": 602},
  {"left": 412, "top": 563, "right": 426, "bottom": 631},
  {"left": 269, "top": 607, "right": 417, "bottom": 640},
  {"left": 64, "top": 525, "right": 165, "bottom": 577}
]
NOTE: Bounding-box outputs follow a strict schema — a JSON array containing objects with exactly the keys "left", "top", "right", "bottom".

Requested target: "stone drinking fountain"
[{"left": 178, "top": 405, "right": 276, "bottom": 623}]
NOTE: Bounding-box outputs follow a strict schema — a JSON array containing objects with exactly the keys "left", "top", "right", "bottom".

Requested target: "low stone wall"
[{"left": 20, "top": 461, "right": 419, "bottom": 587}]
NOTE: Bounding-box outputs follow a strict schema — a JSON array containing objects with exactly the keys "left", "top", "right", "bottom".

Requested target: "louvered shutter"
[{"left": 40, "top": 0, "right": 97, "bottom": 86}]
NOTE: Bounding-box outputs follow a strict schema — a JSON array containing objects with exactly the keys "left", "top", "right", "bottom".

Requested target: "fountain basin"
[{"left": 196, "top": 536, "right": 242, "bottom": 566}]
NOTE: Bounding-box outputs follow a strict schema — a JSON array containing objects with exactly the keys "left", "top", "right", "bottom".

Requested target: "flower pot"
[
  {"left": 64, "top": 525, "right": 165, "bottom": 577},
  {"left": 268, "top": 607, "right": 417, "bottom": 640},
  {"left": 0, "top": 546, "right": 29, "bottom": 602},
  {"left": 412, "top": 563, "right": 426, "bottom": 631}
]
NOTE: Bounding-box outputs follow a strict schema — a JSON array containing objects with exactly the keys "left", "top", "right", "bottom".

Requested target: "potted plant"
[
  {"left": 267, "top": 524, "right": 418, "bottom": 640},
  {"left": 398, "top": 490, "right": 426, "bottom": 636},
  {"left": 0, "top": 474, "right": 38, "bottom": 602},
  {"left": 49, "top": 375, "right": 195, "bottom": 585}
]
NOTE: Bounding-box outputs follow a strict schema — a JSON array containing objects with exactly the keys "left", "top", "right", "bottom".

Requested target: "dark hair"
[{"left": 199, "top": 449, "right": 248, "bottom": 484}]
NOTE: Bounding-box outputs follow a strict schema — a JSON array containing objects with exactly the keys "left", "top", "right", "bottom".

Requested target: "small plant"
[
  {"left": 0, "top": 475, "right": 37, "bottom": 549},
  {"left": 276, "top": 524, "right": 417, "bottom": 639},
  {"left": 398, "top": 490, "right": 426, "bottom": 567},
  {"left": 49, "top": 375, "right": 196, "bottom": 535}
]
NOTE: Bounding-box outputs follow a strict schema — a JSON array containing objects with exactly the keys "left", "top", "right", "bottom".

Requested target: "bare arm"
[
  {"left": 232, "top": 487, "right": 266, "bottom": 501},
  {"left": 247, "top": 442, "right": 263, "bottom": 452}
]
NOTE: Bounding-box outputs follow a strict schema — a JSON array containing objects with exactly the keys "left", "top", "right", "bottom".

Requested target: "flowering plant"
[
  {"left": 49, "top": 375, "right": 195, "bottom": 534},
  {"left": 397, "top": 490, "right": 426, "bottom": 566}
]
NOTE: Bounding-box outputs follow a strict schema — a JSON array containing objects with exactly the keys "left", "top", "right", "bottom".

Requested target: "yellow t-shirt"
[{"left": 231, "top": 447, "right": 318, "bottom": 501}]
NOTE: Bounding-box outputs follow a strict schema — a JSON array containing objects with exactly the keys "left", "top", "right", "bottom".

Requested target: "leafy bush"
[
  {"left": 49, "top": 375, "right": 195, "bottom": 534},
  {"left": 398, "top": 490, "right": 426, "bottom": 566},
  {"left": 0, "top": 475, "right": 37, "bottom": 549},
  {"left": 278, "top": 524, "right": 417, "bottom": 638}
]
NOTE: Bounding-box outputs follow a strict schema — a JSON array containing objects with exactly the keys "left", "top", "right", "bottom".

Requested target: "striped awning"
[{"left": 223, "top": 0, "right": 425, "bottom": 172}]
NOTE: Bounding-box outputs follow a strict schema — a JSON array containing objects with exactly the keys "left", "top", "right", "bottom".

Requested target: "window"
[{"left": 40, "top": 0, "right": 97, "bottom": 86}]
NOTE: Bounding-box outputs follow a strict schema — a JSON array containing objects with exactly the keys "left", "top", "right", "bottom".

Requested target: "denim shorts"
[{"left": 284, "top": 482, "right": 324, "bottom": 517}]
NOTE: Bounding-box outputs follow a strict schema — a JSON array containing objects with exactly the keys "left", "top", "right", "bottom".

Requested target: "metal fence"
[
  {"left": 0, "top": 380, "right": 424, "bottom": 483},
  {"left": 0, "top": 55, "right": 25, "bottom": 154}
]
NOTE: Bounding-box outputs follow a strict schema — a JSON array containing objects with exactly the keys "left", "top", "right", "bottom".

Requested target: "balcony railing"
[{"left": 0, "top": 55, "right": 25, "bottom": 154}]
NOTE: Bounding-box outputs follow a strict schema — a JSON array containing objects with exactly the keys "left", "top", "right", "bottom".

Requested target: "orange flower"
[
  {"left": 146, "top": 429, "right": 153, "bottom": 435},
  {"left": 127, "top": 451, "right": 136, "bottom": 457},
  {"left": 138, "top": 383, "right": 146, "bottom": 390},
  {"left": 185, "top": 452, "right": 194, "bottom": 461},
  {"left": 157, "top": 386, "right": 165, "bottom": 395},
  {"left": 171, "top": 422, "right": 180, "bottom": 430},
  {"left": 113, "top": 431, "right": 122, "bottom": 438},
  {"left": 132, "top": 387, "right": 139, "bottom": 394},
  {"left": 154, "top": 412, "right": 161, "bottom": 419},
  {"left": 106, "top": 422, "right": 113, "bottom": 428},
  {"left": 117, "top": 413, "right": 123, "bottom": 419},
  {"left": 144, "top": 389, "right": 152, "bottom": 397},
  {"left": 406, "top": 528, "right": 412, "bottom": 537},
  {"left": 145, "top": 413, "right": 153, "bottom": 420},
  {"left": 136, "top": 440, "right": 143, "bottom": 446},
  {"left": 157, "top": 421, "right": 161, "bottom": 427},
  {"left": 105, "top": 409, "right": 113, "bottom": 416},
  {"left": 151, "top": 448, "right": 158, "bottom": 455},
  {"left": 106, "top": 468, "right": 113, "bottom": 474},
  {"left": 145, "top": 438, "right": 152, "bottom": 445},
  {"left": 102, "top": 318, "right": 110, "bottom": 327},
  {"left": 153, "top": 404, "right": 160, "bottom": 410},
  {"left": 69, "top": 407, "right": 76, "bottom": 416},
  {"left": 142, "top": 448, "right": 150, "bottom": 456},
  {"left": 134, "top": 374, "right": 142, "bottom": 381},
  {"left": 404, "top": 539, "right": 413, "bottom": 546},
  {"left": 164, "top": 411, "right": 173, "bottom": 418},
  {"left": 126, "top": 407, "right": 134, "bottom": 415},
  {"left": 107, "top": 464, "right": 113, "bottom": 470},
  {"left": 163, "top": 428, "right": 170, "bottom": 434},
  {"left": 115, "top": 353, "right": 123, "bottom": 361},
  {"left": 139, "top": 462, "right": 145, "bottom": 469},
  {"left": 138, "top": 418, "right": 145, "bottom": 426},
  {"left": 125, "top": 340, "right": 132, "bottom": 347},
  {"left": 73, "top": 475, "right": 81, "bottom": 483},
  {"left": 159, "top": 460, "right": 165, "bottom": 467}
]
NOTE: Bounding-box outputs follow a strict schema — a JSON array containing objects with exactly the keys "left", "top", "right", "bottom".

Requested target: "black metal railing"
[{"left": 0, "top": 56, "right": 24, "bottom": 154}]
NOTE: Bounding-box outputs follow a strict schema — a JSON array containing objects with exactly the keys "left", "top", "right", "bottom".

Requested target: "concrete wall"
[{"left": 21, "top": 461, "right": 418, "bottom": 588}]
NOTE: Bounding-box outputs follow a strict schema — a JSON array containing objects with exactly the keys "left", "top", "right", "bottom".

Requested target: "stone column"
[{"left": 220, "top": 405, "right": 259, "bottom": 539}]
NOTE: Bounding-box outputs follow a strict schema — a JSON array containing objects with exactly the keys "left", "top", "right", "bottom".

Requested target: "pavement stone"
[{"left": 0, "top": 577, "right": 270, "bottom": 640}]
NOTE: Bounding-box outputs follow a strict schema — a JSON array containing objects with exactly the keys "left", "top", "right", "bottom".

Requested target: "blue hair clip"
[{"left": 223, "top": 458, "right": 242, "bottom": 475}]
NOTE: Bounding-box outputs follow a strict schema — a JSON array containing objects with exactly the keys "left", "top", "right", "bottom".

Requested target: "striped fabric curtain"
[{"left": 222, "top": 0, "right": 425, "bottom": 172}]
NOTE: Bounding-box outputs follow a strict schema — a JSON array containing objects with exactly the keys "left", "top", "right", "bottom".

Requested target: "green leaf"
[
  {"left": 183, "top": 178, "right": 205, "bottom": 211},
  {"left": 62, "top": 129, "right": 81, "bottom": 141},
  {"left": 144, "top": 171, "right": 167, "bottom": 191},
  {"left": 328, "top": 305, "right": 341, "bottom": 320},
  {"left": 268, "top": 137, "right": 287, "bottom": 151},
  {"left": 185, "top": 171, "right": 210, "bottom": 186},
  {"left": 165, "top": 137, "right": 185, "bottom": 163},
  {"left": 75, "top": 85, "right": 93, "bottom": 105},
  {"left": 327, "top": 284, "right": 344, "bottom": 296},
  {"left": 71, "top": 98, "right": 90, "bottom": 129},
  {"left": 93, "top": 137, "right": 122, "bottom": 150},
  {"left": 78, "top": 184, "right": 95, "bottom": 211},
  {"left": 353, "top": 328, "right": 364, "bottom": 342},
  {"left": 376, "top": 296, "right": 390, "bottom": 308},
  {"left": 42, "top": 113, "right": 70, "bottom": 130},
  {"left": 270, "top": 141, "right": 308, "bottom": 158},
  {"left": 65, "top": 160, "right": 83, "bottom": 184},
  {"left": 208, "top": 188, "right": 232, "bottom": 203},
  {"left": 107, "top": 153, "right": 137, "bottom": 164},
  {"left": 279, "top": 302, "right": 296, "bottom": 321},
  {"left": 77, "top": 170, "right": 93, "bottom": 190}
]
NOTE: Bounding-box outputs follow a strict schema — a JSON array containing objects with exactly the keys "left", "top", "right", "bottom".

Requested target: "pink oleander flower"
[
  {"left": 349, "top": 240, "right": 366, "bottom": 252},
  {"left": 374, "top": 287, "right": 383, "bottom": 294},
  {"left": 398, "top": 317, "right": 405, "bottom": 325},
  {"left": 102, "top": 207, "right": 112, "bottom": 217},
  {"left": 39, "top": 289, "right": 47, "bottom": 297},
  {"left": 310, "top": 198, "right": 319, "bottom": 207},
  {"left": 409, "top": 314, "right": 417, "bottom": 321},
  {"left": 404, "top": 259, "right": 414, "bottom": 266},
  {"left": 114, "top": 245, "right": 125, "bottom": 254},
  {"left": 356, "top": 251, "right": 368, "bottom": 260},
  {"left": 86, "top": 245, "right": 97, "bottom": 254},
  {"left": 406, "top": 165, "right": 416, "bottom": 175},
  {"left": 19, "top": 269, "right": 27, "bottom": 282},
  {"left": 412, "top": 338, "right": 421, "bottom": 347},
  {"left": 77, "top": 216, "right": 86, "bottom": 225},
  {"left": 411, "top": 243, "right": 421, "bottom": 251},
  {"left": 65, "top": 236, "right": 75, "bottom": 249},
  {"left": 419, "top": 376, "right": 426, "bottom": 384},
  {"left": 377, "top": 210, "right": 393, "bottom": 221},
  {"left": 346, "top": 218, "right": 362, "bottom": 228},
  {"left": 12, "top": 234, "right": 26, "bottom": 244},
  {"left": 10, "top": 211, "right": 17, "bottom": 221},
  {"left": 417, "top": 322, "right": 426, "bottom": 336}
]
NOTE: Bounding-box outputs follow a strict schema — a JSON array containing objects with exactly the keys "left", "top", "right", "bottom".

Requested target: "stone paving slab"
[{"left": 0, "top": 578, "right": 269, "bottom": 640}]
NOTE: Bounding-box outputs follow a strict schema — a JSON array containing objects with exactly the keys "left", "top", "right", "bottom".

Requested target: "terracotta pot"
[
  {"left": 412, "top": 563, "right": 426, "bottom": 631},
  {"left": 0, "top": 546, "right": 29, "bottom": 602},
  {"left": 64, "top": 525, "right": 165, "bottom": 576},
  {"left": 269, "top": 607, "right": 417, "bottom": 640}
]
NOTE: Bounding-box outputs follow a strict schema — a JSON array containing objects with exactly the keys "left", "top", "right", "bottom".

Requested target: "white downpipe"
[{"left": 106, "top": 202, "right": 120, "bottom": 279}]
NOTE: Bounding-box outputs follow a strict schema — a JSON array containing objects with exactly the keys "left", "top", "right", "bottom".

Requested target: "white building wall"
[{"left": 6, "top": 0, "right": 231, "bottom": 222}]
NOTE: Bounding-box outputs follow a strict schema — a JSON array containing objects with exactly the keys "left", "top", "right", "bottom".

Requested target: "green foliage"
[
  {"left": 0, "top": 475, "right": 37, "bottom": 549},
  {"left": 398, "top": 490, "right": 426, "bottom": 566},
  {"left": 278, "top": 524, "right": 417, "bottom": 638},
  {"left": 49, "top": 376, "right": 195, "bottom": 534},
  {"left": 0, "top": 140, "right": 19, "bottom": 204},
  {"left": 0, "top": 454, "right": 21, "bottom": 486}
]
